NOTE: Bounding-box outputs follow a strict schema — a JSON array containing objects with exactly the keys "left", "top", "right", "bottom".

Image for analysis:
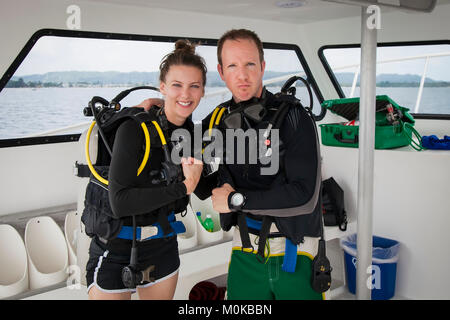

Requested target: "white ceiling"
[
  {"left": 83, "top": 0, "right": 366, "bottom": 24},
  {"left": 83, "top": 0, "right": 450, "bottom": 24}
]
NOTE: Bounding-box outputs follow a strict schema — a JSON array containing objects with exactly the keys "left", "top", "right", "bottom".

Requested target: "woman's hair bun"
[
  {"left": 174, "top": 39, "right": 196, "bottom": 54},
  {"left": 159, "top": 39, "right": 207, "bottom": 86}
]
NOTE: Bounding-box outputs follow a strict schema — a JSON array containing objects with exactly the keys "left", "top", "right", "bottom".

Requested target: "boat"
[{"left": 0, "top": 0, "right": 449, "bottom": 301}]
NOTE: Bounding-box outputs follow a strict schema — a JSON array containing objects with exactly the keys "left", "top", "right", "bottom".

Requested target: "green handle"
[
  {"left": 403, "top": 122, "right": 426, "bottom": 151},
  {"left": 333, "top": 132, "right": 359, "bottom": 144}
]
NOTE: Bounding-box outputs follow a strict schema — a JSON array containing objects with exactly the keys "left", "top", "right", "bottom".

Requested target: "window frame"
[
  {"left": 0, "top": 28, "right": 324, "bottom": 148},
  {"left": 318, "top": 40, "right": 450, "bottom": 120}
]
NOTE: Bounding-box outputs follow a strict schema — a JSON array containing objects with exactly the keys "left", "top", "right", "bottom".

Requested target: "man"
[
  {"left": 207, "top": 29, "right": 324, "bottom": 300},
  {"left": 137, "top": 29, "right": 325, "bottom": 299}
]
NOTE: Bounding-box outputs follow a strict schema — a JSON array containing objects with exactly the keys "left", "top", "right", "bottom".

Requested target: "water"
[
  {"left": 0, "top": 86, "right": 448, "bottom": 139},
  {"left": 0, "top": 87, "right": 229, "bottom": 139},
  {"left": 341, "top": 87, "right": 450, "bottom": 114}
]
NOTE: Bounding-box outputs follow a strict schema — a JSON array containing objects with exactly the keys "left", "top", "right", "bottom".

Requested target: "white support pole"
[
  {"left": 350, "top": 66, "right": 360, "bottom": 97},
  {"left": 414, "top": 56, "right": 429, "bottom": 113},
  {"left": 356, "top": 6, "right": 377, "bottom": 300}
]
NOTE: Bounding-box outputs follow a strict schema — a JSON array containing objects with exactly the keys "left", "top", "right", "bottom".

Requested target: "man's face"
[{"left": 217, "top": 39, "right": 265, "bottom": 103}]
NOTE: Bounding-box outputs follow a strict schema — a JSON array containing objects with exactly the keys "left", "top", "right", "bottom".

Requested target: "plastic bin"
[
  {"left": 190, "top": 194, "right": 223, "bottom": 245},
  {"left": 340, "top": 234, "right": 400, "bottom": 300}
]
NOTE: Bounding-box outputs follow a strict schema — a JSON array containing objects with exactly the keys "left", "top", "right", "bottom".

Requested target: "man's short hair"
[{"left": 217, "top": 29, "right": 264, "bottom": 66}]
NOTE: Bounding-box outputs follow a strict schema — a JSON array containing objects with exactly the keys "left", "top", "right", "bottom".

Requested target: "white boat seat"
[
  {"left": 25, "top": 216, "right": 68, "bottom": 290},
  {"left": 0, "top": 224, "right": 29, "bottom": 298}
]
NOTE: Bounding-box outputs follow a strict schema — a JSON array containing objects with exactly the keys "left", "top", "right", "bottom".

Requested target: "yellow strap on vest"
[
  {"left": 203, "top": 106, "right": 226, "bottom": 155},
  {"left": 208, "top": 106, "right": 221, "bottom": 137},
  {"left": 85, "top": 121, "right": 109, "bottom": 185},
  {"left": 137, "top": 122, "right": 151, "bottom": 176},
  {"left": 215, "top": 107, "right": 226, "bottom": 127},
  {"left": 151, "top": 120, "right": 167, "bottom": 145}
]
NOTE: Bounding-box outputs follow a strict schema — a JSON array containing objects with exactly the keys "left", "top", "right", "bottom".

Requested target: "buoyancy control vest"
[
  {"left": 205, "top": 77, "right": 330, "bottom": 291},
  {"left": 76, "top": 88, "right": 188, "bottom": 242}
]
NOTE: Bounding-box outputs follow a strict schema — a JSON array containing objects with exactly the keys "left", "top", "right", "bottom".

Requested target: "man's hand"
[
  {"left": 211, "top": 183, "right": 235, "bottom": 213},
  {"left": 133, "top": 98, "right": 164, "bottom": 111}
]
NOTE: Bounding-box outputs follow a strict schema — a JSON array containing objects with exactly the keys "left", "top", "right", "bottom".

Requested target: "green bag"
[{"left": 319, "top": 95, "right": 424, "bottom": 150}]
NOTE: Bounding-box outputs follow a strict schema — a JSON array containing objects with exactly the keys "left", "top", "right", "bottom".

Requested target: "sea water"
[{"left": 0, "top": 86, "right": 448, "bottom": 139}]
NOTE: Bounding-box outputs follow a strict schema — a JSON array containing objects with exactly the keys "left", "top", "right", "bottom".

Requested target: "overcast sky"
[
  {"left": 14, "top": 36, "right": 303, "bottom": 76},
  {"left": 324, "top": 44, "right": 450, "bottom": 81},
  {"left": 13, "top": 36, "right": 450, "bottom": 81}
]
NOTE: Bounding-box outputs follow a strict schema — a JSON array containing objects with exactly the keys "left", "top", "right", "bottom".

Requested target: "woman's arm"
[{"left": 108, "top": 119, "right": 189, "bottom": 218}]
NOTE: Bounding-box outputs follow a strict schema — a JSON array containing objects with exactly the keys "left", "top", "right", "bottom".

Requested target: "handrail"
[
  {"left": 332, "top": 51, "right": 450, "bottom": 72},
  {"left": 28, "top": 71, "right": 307, "bottom": 137},
  {"left": 331, "top": 51, "right": 450, "bottom": 112},
  {"left": 25, "top": 121, "right": 92, "bottom": 137},
  {"left": 203, "top": 71, "right": 305, "bottom": 102}
]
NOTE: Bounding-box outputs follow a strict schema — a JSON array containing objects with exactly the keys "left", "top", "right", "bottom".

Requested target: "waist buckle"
[{"left": 139, "top": 225, "right": 159, "bottom": 241}]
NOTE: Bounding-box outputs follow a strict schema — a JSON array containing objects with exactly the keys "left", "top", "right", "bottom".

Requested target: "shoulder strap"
[{"left": 208, "top": 100, "right": 232, "bottom": 134}]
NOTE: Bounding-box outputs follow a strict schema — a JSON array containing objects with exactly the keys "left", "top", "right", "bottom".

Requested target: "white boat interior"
[{"left": 0, "top": 0, "right": 449, "bottom": 300}]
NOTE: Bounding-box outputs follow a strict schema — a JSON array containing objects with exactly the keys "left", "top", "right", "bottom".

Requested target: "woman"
[{"left": 86, "top": 40, "right": 207, "bottom": 300}]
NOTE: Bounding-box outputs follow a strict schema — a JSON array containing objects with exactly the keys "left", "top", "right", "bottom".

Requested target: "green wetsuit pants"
[{"left": 227, "top": 248, "right": 325, "bottom": 300}]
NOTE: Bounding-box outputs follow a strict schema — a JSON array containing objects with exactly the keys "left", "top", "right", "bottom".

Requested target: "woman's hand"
[
  {"left": 133, "top": 98, "right": 164, "bottom": 111},
  {"left": 181, "top": 157, "right": 203, "bottom": 195}
]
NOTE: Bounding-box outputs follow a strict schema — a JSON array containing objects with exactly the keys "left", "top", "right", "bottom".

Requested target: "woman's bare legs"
[
  {"left": 88, "top": 285, "right": 132, "bottom": 300},
  {"left": 137, "top": 271, "right": 179, "bottom": 300}
]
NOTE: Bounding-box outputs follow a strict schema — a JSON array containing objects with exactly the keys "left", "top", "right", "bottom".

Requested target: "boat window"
[
  {"left": 319, "top": 42, "right": 450, "bottom": 118},
  {"left": 0, "top": 30, "right": 322, "bottom": 143}
]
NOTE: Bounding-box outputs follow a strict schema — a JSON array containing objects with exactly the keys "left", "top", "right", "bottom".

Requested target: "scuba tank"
[{"left": 79, "top": 86, "right": 184, "bottom": 289}]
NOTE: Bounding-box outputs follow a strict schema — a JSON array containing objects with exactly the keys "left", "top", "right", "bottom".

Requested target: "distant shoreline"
[
  {"left": 4, "top": 83, "right": 450, "bottom": 88},
  {"left": 6, "top": 70, "right": 450, "bottom": 89}
]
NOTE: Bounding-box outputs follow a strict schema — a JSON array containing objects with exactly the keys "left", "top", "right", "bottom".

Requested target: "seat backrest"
[{"left": 0, "top": 224, "right": 28, "bottom": 298}]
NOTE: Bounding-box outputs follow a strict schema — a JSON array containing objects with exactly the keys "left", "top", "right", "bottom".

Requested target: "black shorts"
[{"left": 86, "top": 236, "right": 180, "bottom": 294}]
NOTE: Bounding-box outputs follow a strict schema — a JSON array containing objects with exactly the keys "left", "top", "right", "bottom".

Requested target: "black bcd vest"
[
  {"left": 213, "top": 91, "right": 323, "bottom": 247},
  {"left": 80, "top": 107, "right": 188, "bottom": 241}
]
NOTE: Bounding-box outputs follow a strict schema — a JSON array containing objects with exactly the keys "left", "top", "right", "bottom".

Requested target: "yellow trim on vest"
[
  {"left": 85, "top": 118, "right": 163, "bottom": 185},
  {"left": 232, "top": 246, "right": 314, "bottom": 260},
  {"left": 137, "top": 122, "right": 151, "bottom": 176},
  {"left": 215, "top": 107, "right": 226, "bottom": 126},
  {"left": 85, "top": 121, "right": 109, "bottom": 185},
  {"left": 151, "top": 120, "right": 166, "bottom": 145},
  {"left": 208, "top": 107, "right": 221, "bottom": 136}
]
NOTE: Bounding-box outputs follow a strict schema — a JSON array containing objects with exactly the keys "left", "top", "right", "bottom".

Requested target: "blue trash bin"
[{"left": 340, "top": 234, "right": 400, "bottom": 300}]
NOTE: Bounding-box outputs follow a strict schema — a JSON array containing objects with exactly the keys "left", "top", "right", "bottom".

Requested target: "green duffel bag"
[{"left": 319, "top": 95, "right": 424, "bottom": 150}]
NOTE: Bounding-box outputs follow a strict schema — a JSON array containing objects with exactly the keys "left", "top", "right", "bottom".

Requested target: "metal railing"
[
  {"left": 202, "top": 71, "right": 305, "bottom": 104},
  {"left": 332, "top": 51, "right": 450, "bottom": 113},
  {"left": 33, "top": 71, "right": 306, "bottom": 137}
]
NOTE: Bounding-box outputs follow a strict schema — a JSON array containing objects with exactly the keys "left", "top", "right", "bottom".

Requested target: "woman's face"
[{"left": 160, "top": 64, "right": 205, "bottom": 125}]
